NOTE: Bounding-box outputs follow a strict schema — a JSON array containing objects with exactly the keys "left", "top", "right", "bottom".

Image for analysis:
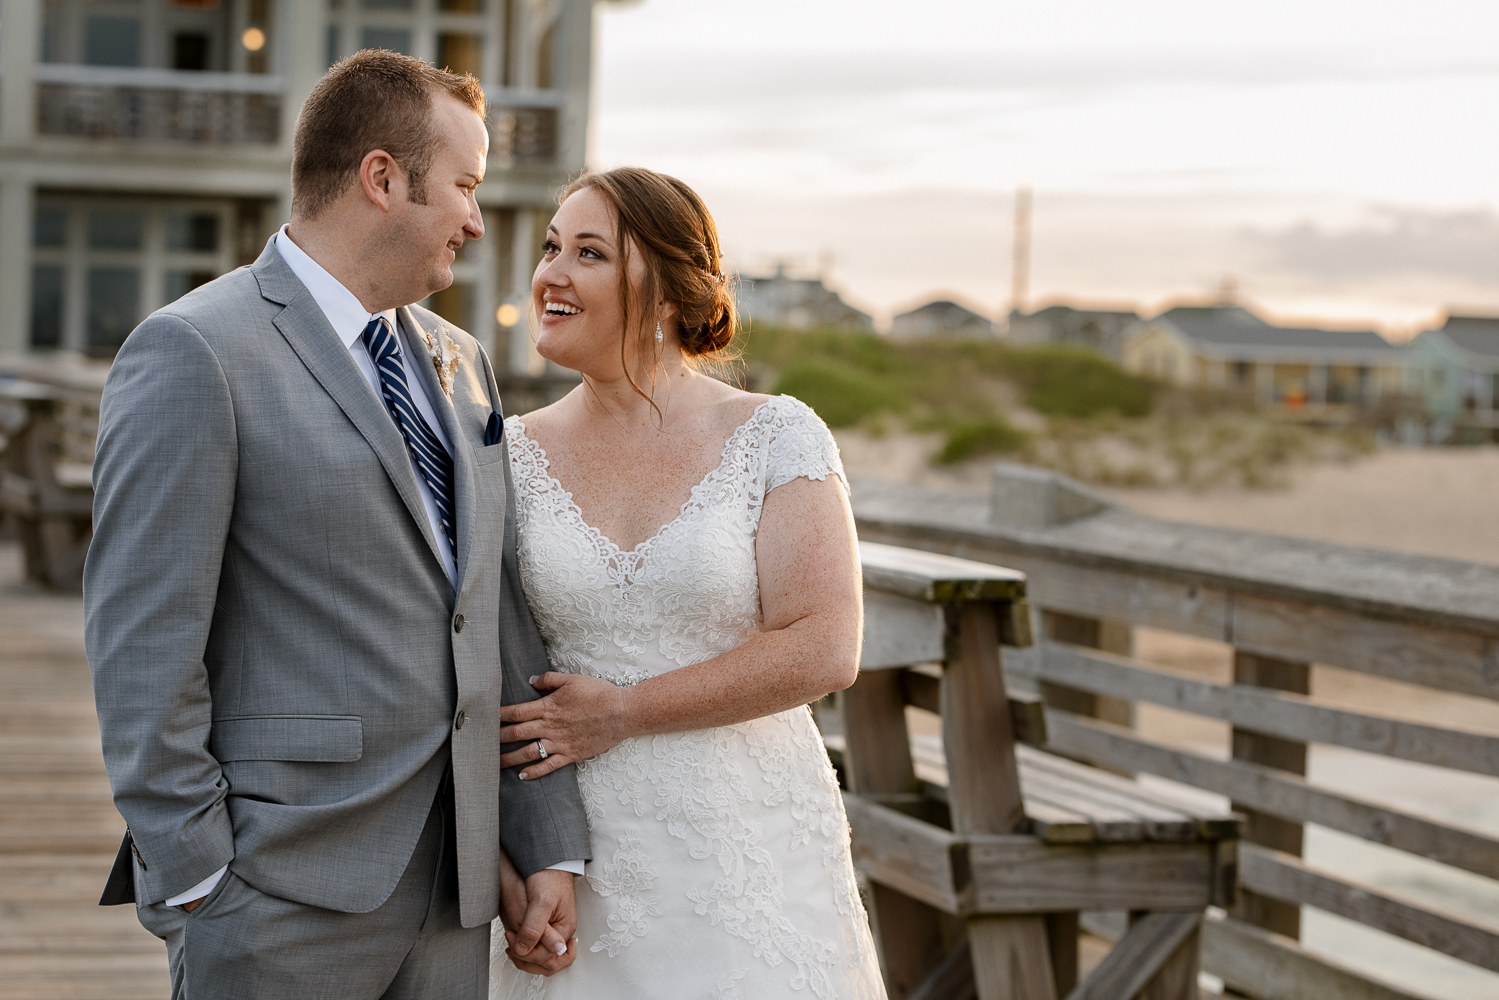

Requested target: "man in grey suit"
[{"left": 84, "top": 51, "right": 589, "bottom": 998}]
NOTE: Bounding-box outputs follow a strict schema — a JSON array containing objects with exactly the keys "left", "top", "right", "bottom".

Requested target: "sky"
[{"left": 589, "top": 0, "right": 1499, "bottom": 336}]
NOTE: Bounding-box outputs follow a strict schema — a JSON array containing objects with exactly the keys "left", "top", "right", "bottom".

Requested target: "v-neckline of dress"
[{"left": 511, "top": 397, "right": 775, "bottom": 561}]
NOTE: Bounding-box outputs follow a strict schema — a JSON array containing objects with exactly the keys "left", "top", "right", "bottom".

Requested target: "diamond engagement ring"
[{"left": 535, "top": 741, "right": 548, "bottom": 760}]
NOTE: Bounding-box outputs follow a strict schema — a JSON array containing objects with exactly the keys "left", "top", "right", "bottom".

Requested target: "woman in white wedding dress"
[{"left": 489, "top": 168, "right": 887, "bottom": 1000}]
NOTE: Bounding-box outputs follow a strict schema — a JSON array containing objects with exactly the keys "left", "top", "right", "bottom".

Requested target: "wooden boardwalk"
[{"left": 0, "top": 542, "right": 169, "bottom": 1000}]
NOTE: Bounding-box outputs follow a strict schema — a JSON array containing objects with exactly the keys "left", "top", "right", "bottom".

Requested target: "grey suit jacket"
[{"left": 85, "top": 238, "right": 590, "bottom": 928}]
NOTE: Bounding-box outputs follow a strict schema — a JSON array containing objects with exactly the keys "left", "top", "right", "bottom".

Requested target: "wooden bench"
[
  {"left": 834, "top": 541, "right": 1240, "bottom": 1000},
  {"left": 0, "top": 358, "right": 106, "bottom": 592}
]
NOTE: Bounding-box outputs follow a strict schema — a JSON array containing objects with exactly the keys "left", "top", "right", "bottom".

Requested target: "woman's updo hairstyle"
[{"left": 559, "top": 167, "right": 737, "bottom": 360}]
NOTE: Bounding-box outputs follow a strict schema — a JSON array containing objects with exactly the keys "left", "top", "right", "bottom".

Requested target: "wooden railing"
[
  {"left": 853, "top": 466, "right": 1499, "bottom": 1000},
  {"left": 844, "top": 541, "right": 1240, "bottom": 1000},
  {"left": 0, "top": 356, "right": 107, "bottom": 590}
]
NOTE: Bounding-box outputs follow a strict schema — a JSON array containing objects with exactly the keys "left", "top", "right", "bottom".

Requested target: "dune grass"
[
  {"left": 746, "top": 325, "right": 1157, "bottom": 464},
  {"left": 741, "top": 324, "right": 1368, "bottom": 489}
]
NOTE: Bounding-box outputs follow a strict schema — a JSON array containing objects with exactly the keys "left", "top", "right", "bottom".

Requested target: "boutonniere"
[{"left": 422, "top": 325, "right": 460, "bottom": 397}]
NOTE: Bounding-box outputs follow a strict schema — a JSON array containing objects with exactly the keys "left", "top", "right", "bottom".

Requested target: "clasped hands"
[
  {"left": 499, "top": 672, "right": 631, "bottom": 974},
  {"left": 500, "top": 859, "right": 578, "bottom": 975},
  {"left": 499, "top": 672, "right": 631, "bottom": 780}
]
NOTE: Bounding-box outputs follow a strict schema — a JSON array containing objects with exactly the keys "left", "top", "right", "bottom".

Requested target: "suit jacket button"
[
  {"left": 453, "top": 614, "right": 466, "bottom": 633},
  {"left": 454, "top": 710, "right": 466, "bottom": 731}
]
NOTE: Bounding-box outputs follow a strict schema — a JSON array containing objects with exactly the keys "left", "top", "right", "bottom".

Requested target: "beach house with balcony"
[
  {"left": 1120, "top": 305, "right": 1411, "bottom": 415},
  {"left": 1, "top": 0, "right": 600, "bottom": 376}
]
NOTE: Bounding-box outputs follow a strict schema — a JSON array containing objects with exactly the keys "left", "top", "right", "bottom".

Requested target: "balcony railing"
[
  {"left": 34, "top": 65, "right": 282, "bottom": 146},
  {"left": 484, "top": 87, "right": 561, "bottom": 167}
]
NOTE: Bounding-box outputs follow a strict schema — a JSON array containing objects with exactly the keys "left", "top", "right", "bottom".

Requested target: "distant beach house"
[
  {"left": 889, "top": 299, "right": 994, "bottom": 339},
  {"left": 734, "top": 266, "right": 873, "bottom": 330},
  {"left": 1120, "top": 305, "right": 1409, "bottom": 411},
  {"left": 1406, "top": 315, "right": 1499, "bottom": 436},
  {"left": 1007, "top": 305, "right": 1140, "bottom": 359}
]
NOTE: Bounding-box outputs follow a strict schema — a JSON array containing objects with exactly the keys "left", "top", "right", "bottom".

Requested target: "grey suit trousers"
[{"left": 136, "top": 763, "right": 486, "bottom": 1000}]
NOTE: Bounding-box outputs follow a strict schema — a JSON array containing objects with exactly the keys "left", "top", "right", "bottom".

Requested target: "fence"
[{"left": 852, "top": 465, "right": 1499, "bottom": 999}]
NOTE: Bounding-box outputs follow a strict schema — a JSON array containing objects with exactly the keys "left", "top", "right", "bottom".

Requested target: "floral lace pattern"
[
  {"left": 491, "top": 396, "right": 884, "bottom": 1000},
  {"left": 587, "top": 833, "right": 662, "bottom": 956}
]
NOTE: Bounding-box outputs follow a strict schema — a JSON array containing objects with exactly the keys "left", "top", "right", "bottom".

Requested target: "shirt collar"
[{"left": 274, "top": 224, "right": 396, "bottom": 350}]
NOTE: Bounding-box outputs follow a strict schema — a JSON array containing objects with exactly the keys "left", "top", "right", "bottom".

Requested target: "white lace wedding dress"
[{"left": 490, "top": 395, "right": 886, "bottom": 1000}]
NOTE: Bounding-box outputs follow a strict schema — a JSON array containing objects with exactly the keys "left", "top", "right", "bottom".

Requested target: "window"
[
  {"left": 437, "top": 32, "right": 482, "bottom": 75},
  {"left": 88, "top": 268, "right": 143, "bottom": 354},
  {"left": 429, "top": 282, "right": 471, "bottom": 330},
  {"left": 164, "top": 270, "right": 217, "bottom": 302},
  {"left": 31, "top": 266, "right": 65, "bottom": 349},
  {"left": 85, "top": 16, "right": 142, "bottom": 67},
  {"left": 166, "top": 212, "right": 220, "bottom": 253},
  {"left": 29, "top": 197, "right": 238, "bottom": 356},
  {"left": 174, "top": 32, "right": 211, "bottom": 71},
  {"left": 89, "top": 209, "right": 144, "bottom": 251},
  {"left": 33, "top": 206, "right": 67, "bottom": 249},
  {"left": 363, "top": 27, "right": 413, "bottom": 53},
  {"left": 536, "top": 21, "right": 555, "bottom": 89},
  {"left": 327, "top": 0, "right": 492, "bottom": 81},
  {"left": 45, "top": 1, "right": 249, "bottom": 73}
]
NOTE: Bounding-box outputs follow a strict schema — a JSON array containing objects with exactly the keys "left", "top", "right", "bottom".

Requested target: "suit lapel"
[
  {"left": 253, "top": 250, "right": 446, "bottom": 572},
  {"left": 398, "top": 307, "right": 476, "bottom": 590}
]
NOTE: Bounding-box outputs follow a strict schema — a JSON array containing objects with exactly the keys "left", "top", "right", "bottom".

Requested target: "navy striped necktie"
[{"left": 361, "top": 317, "right": 457, "bottom": 554}]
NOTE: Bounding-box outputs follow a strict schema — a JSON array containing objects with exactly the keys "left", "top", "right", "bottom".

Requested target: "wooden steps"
[{"left": 0, "top": 544, "right": 170, "bottom": 999}]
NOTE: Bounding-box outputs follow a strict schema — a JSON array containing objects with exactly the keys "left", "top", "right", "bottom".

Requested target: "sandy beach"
[
  {"left": 837, "top": 431, "right": 1499, "bottom": 567},
  {"left": 1100, "top": 446, "right": 1499, "bottom": 567}
]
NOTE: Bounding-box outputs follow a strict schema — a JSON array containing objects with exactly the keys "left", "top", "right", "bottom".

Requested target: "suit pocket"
[
  {"left": 472, "top": 440, "right": 509, "bottom": 467},
  {"left": 211, "top": 715, "right": 363, "bottom": 763}
]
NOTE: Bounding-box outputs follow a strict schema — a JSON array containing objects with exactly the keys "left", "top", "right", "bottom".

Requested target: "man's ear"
[{"left": 358, "top": 149, "right": 403, "bottom": 212}]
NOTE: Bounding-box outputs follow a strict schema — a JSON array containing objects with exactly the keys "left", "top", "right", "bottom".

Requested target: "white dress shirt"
[{"left": 164, "top": 228, "right": 578, "bottom": 908}]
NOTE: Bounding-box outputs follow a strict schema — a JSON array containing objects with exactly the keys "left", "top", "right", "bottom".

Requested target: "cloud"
[
  {"left": 1247, "top": 207, "right": 1499, "bottom": 283},
  {"left": 599, "top": 47, "right": 1499, "bottom": 113}
]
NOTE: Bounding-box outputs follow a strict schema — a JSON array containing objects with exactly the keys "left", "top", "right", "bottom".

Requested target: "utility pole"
[
  {"left": 1011, "top": 184, "right": 1032, "bottom": 319},
  {"left": 819, "top": 247, "right": 836, "bottom": 283}
]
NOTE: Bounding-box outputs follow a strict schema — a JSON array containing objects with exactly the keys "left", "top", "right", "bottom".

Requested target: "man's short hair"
[{"left": 292, "top": 49, "right": 486, "bottom": 220}]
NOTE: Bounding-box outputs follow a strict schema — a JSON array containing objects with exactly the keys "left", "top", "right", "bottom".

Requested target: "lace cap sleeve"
[{"left": 763, "top": 395, "right": 848, "bottom": 495}]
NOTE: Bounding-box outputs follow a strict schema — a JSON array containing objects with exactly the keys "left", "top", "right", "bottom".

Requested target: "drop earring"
[{"left": 655, "top": 321, "right": 664, "bottom": 345}]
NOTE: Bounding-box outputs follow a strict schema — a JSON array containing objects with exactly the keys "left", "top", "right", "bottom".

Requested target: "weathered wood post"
[
  {"left": 990, "top": 462, "right": 1132, "bottom": 985},
  {"left": 942, "top": 597, "right": 1058, "bottom": 1000},
  {"left": 840, "top": 662, "right": 950, "bottom": 1000},
  {"left": 1229, "top": 651, "right": 1310, "bottom": 939}
]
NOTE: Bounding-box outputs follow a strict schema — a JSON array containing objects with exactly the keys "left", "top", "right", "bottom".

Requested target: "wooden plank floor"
[{"left": 0, "top": 542, "right": 169, "bottom": 1000}]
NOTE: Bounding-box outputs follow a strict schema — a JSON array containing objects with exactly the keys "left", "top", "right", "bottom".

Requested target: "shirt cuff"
[
  {"left": 164, "top": 865, "right": 227, "bottom": 907},
  {"left": 545, "top": 860, "right": 585, "bottom": 875}
]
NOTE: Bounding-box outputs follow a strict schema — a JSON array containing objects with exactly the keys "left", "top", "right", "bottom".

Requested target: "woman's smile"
[{"left": 542, "top": 299, "right": 583, "bottom": 323}]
